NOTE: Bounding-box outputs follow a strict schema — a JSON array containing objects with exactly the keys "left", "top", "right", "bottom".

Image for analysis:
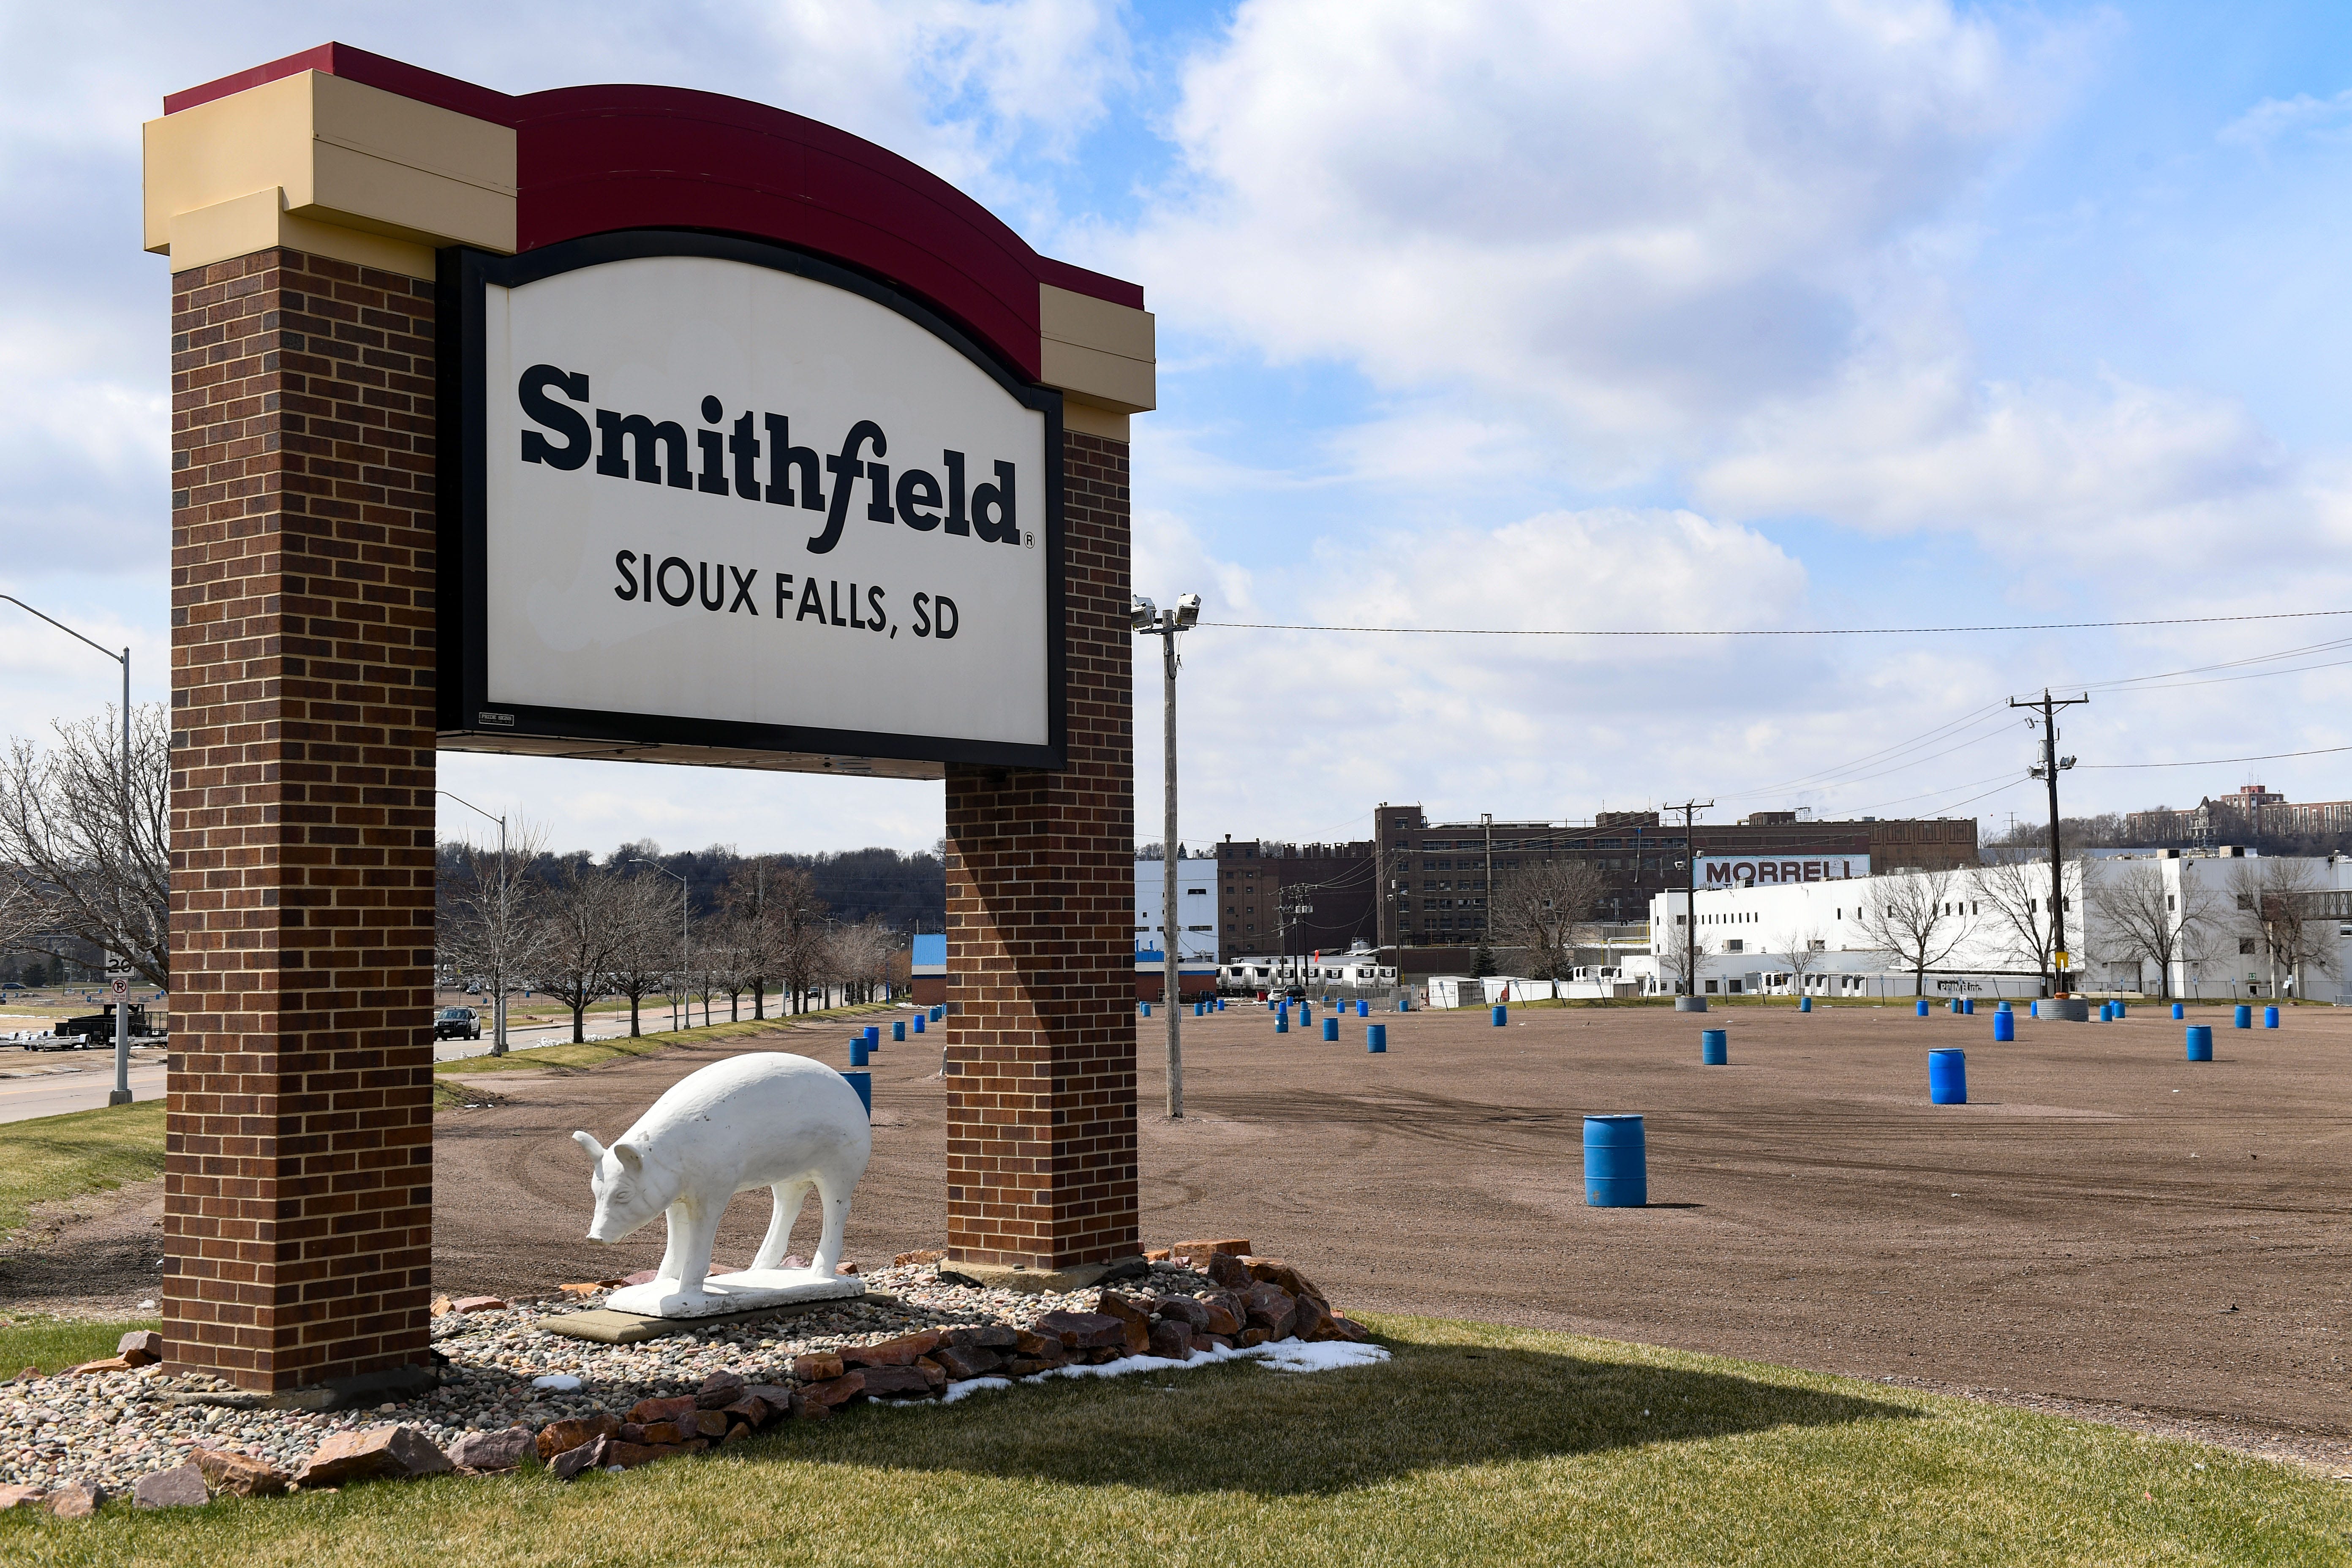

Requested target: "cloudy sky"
[{"left": 6, "top": 0, "right": 2351, "bottom": 858}]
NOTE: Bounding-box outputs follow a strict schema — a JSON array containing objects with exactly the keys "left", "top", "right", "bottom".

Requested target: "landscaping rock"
[
  {"left": 1327, "top": 1316, "right": 1372, "bottom": 1343},
  {"left": 1033, "top": 1309, "right": 1129, "bottom": 1352},
  {"left": 134, "top": 1464, "right": 209, "bottom": 1508},
  {"left": 1241, "top": 1282, "right": 1299, "bottom": 1340},
  {"left": 67, "top": 1356, "right": 133, "bottom": 1376},
  {"left": 1013, "top": 1329, "right": 1068, "bottom": 1366},
  {"left": 549, "top": 1435, "right": 609, "bottom": 1481},
  {"left": 692, "top": 1410, "right": 729, "bottom": 1438},
  {"left": 788, "top": 1393, "right": 829, "bottom": 1421},
  {"left": 1247, "top": 1259, "right": 1325, "bottom": 1303},
  {"left": 1200, "top": 1291, "right": 1244, "bottom": 1336},
  {"left": 449, "top": 1296, "right": 508, "bottom": 1315},
  {"left": 536, "top": 1413, "right": 620, "bottom": 1462},
  {"left": 47, "top": 1481, "right": 105, "bottom": 1517},
  {"left": 1148, "top": 1319, "right": 1192, "bottom": 1360},
  {"left": 841, "top": 1330, "right": 941, "bottom": 1368},
  {"left": 1094, "top": 1291, "right": 1155, "bottom": 1353},
  {"left": 792, "top": 1352, "right": 845, "bottom": 1383},
  {"left": 1152, "top": 1295, "right": 1210, "bottom": 1330},
  {"left": 801, "top": 1373, "right": 865, "bottom": 1408},
  {"left": 626, "top": 1395, "right": 698, "bottom": 1426},
  {"left": 447, "top": 1427, "right": 535, "bottom": 1473},
  {"left": 294, "top": 1425, "right": 452, "bottom": 1487},
  {"left": 1292, "top": 1295, "right": 1334, "bottom": 1342},
  {"left": 858, "top": 1365, "right": 935, "bottom": 1399},
  {"left": 639, "top": 1421, "right": 690, "bottom": 1446},
  {"left": 894, "top": 1250, "right": 946, "bottom": 1267},
  {"left": 0, "top": 1484, "right": 45, "bottom": 1511},
  {"left": 1168, "top": 1237, "right": 1252, "bottom": 1263},
  {"left": 721, "top": 1395, "right": 773, "bottom": 1429},
  {"left": 193, "top": 1446, "right": 290, "bottom": 1496},
  {"left": 931, "top": 1343, "right": 1001, "bottom": 1380},
  {"left": 1207, "top": 1253, "right": 1254, "bottom": 1291},
  {"left": 117, "top": 1331, "right": 164, "bottom": 1367},
  {"left": 694, "top": 1371, "right": 747, "bottom": 1408}
]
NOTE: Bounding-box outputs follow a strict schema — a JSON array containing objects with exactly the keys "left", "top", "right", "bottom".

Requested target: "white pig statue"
[{"left": 572, "top": 1051, "right": 871, "bottom": 1315}]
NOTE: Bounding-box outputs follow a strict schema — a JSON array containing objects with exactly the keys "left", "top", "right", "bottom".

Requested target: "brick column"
[
  {"left": 942, "top": 430, "right": 1138, "bottom": 1269},
  {"left": 165, "top": 246, "right": 440, "bottom": 1394}
]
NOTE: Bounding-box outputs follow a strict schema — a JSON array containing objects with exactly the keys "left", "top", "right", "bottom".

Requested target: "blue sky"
[{"left": 3, "top": 0, "right": 2349, "bottom": 856}]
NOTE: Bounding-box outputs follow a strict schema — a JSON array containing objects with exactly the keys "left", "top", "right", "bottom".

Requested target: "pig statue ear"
[
  {"left": 570, "top": 1130, "right": 606, "bottom": 1164},
  {"left": 612, "top": 1141, "right": 645, "bottom": 1173}
]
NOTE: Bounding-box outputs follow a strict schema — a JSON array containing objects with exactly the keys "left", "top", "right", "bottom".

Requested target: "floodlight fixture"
[
  {"left": 1130, "top": 596, "right": 1157, "bottom": 631},
  {"left": 1173, "top": 593, "right": 1202, "bottom": 629}
]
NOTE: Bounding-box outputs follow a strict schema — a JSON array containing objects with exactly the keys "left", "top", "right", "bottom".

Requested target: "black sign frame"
[{"left": 436, "top": 229, "right": 1067, "bottom": 773}]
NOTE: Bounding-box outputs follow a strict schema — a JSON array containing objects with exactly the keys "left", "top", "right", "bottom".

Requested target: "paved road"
[{"left": 0, "top": 1051, "right": 168, "bottom": 1123}]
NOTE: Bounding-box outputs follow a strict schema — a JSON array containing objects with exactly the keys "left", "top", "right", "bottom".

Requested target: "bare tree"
[
  {"left": 2230, "top": 860, "right": 2341, "bottom": 1000},
  {"left": 0, "top": 877, "right": 45, "bottom": 958},
  {"left": 1654, "top": 924, "right": 1716, "bottom": 997},
  {"left": 0, "top": 705, "right": 170, "bottom": 987},
  {"left": 762, "top": 865, "right": 828, "bottom": 1013},
  {"left": 533, "top": 865, "right": 627, "bottom": 1042},
  {"left": 436, "top": 821, "right": 547, "bottom": 1054},
  {"left": 721, "top": 858, "right": 783, "bottom": 1019},
  {"left": 1775, "top": 927, "right": 1827, "bottom": 996},
  {"left": 1975, "top": 853, "right": 2083, "bottom": 996},
  {"left": 824, "top": 920, "right": 896, "bottom": 1005},
  {"left": 2088, "top": 861, "right": 2214, "bottom": 1000},
  {"left": 1490, "top": 859, "right": 1610, "bottom": 980},
  {"left": 608, "top": 873, "right": 679, "bottom": 1036},
  {"left": 1854, "top": 869, "right": 1974, "bottom": 997}
]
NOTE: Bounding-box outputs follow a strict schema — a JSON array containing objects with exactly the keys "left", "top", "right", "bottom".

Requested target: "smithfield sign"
[
  {"left": 1699, "top": 855, "right": 1869, "bottom": 887},
  {"left": 440, "top": 232, "right": 1064, "bottom": 774}
]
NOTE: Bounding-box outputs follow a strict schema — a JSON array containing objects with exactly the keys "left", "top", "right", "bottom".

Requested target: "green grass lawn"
[
  {"left": 3, "top": 1314, "right": 2343, "bottom": 1564},
  {"left": 0, "top": 1315, "right": 157, "bottom": 1376},
  {"left": 0, "top": 1100, "right": 167, "bottom": 1241},
  {"left": 434, "top": 1002, "right": 899, "bottom": 1078}
]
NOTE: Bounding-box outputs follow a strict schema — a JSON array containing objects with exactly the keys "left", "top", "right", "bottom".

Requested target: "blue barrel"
[
  {"left": 1367, "top": 1024, "right": 1387, "bottom": 1054},
  {"left": 1141, "top": 1002, "right": 1152, "bottom": 1017},
  {"left": 1301, "top": 1006, "right": 1313, "bottom": 1026},
  {"left": 931, "top": 1006, "right": 944, "bottom": 1022},
  {"left": 1356, "top": 998, "right": 1369, "bottom": 1018},
  {"left": 850, "top": 1039, "right": 869, "bottom": 1067},
  {"left": 912, "top": 1013, "right": 926, "bottom": 1034},
  {"left": 1998, "top": 1000, "right": 2012, "bottom": 1013},
  {"left": 1799, "top": 995, "right": 1812, "bottom": 1013},
  {"left": 2171, "top": 1002, "right": 2184, "bottom": 1020},
  {"left": 842, "top": 1070, "right": 872, "bottom": 1117},
  {"left": 1276, "top": 1014, "right": 1288, "bottom": 1034},
  {"left": 1929, "top": 1048, "right": 1967, "bottom": 1105},
  {"left": 2235, "top": 1004, "right": 2253, "bottom": 1029},
  {"left": 1916, "top": 999, "right": 1930, "bottom": 1017},
  {"left": 1398, "top": 996, "right": 1410, "bottom": 1012},
  {"left": 1993, "top": 1010, "right": 2014, "bottom": 1042},
  {"left": 1701, "top": 1029, "right": 1727, "bottom": 1065},
  {"left": 1217, "top": 999, "right": 1226, "bottom": 1011},
  {"left": 2115, "top": 1001, "right": 2128, "bottom": 1020},
  {"left": 2186, "top": 1025, "right": 2213, "bottom": 1062},
  {"left": 892, "top": 1019, "right": 906, "bottom": 1041},
  {"left": 1963, "top": 998, "right": 1975, "bottom": 1015},
  {"left": 1322, "top": 1017, "right": 1338, "bottom": 1041},
  {"left": 1492, "top": 1005, "right": 1508, "bottom": 1026},
  {"left": 864, "top": 1025, "right": 880, "bottom": 1047},
  {"left": 2265, "top": 1005, "right": 2280, "bottom": 1029},
  {"left": 1583, "top": 1115, "right": 1647, "bottom": 1207}
]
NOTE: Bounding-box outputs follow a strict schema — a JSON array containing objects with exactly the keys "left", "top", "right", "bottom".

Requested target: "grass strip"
[
  {"left": 0, "top": 1315, "right": 160, "bottom": 1377},
  {"left": 433, "top": 1003, "right": 899, "bottom": 1078},
  {"left": 0, "top": 1100, "right": 168, "bottom": 1241},
  {"left": 4, "top": 1313, "right": 2345, "bottom": 1564}
]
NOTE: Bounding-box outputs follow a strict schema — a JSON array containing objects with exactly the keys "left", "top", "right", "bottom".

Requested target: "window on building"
[
  {"left": 2240, "top": 938, "right": 2257, "bottom": 954},
  {"left": 1726, "top": 939, "right": 1744, "bottom": 953}
]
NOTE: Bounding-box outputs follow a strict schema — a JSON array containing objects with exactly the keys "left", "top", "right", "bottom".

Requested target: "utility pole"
[
  {"left": 2010, "top": 690, "right": 2087, "bottom": 997},
  {"left": 1481, "top": 812, "right": 1493, "bottom": 945},
  {"left": 1665, "top": 800, "right": 1712, "bottom": 1005},
  {"left": 438, "top": 789, "right": 511, "bottom": 1056},
  {"left": 1132, "top": 591, "right": 1200, "bottom": 1118}
]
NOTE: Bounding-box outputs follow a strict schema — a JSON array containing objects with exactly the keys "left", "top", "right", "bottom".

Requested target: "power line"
[
  {"left": 1199, "top": 609, "right": 2352, "bottom": 637},
  {"left": 2079, "top": 743, "right": 2352, "bottom": 770}
]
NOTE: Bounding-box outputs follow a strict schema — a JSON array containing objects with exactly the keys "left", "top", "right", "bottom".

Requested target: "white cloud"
[
  {"left": 2218, "top": 87, "right": 2352, "bottom": 150},
  {"left": 1119, "top": 0, "right": 2075, "bottom": 472}
]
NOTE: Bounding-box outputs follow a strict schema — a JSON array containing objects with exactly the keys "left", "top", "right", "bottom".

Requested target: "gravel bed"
[{"left": 0, "top": 1261, "right": 1222, "bottom": 1494}]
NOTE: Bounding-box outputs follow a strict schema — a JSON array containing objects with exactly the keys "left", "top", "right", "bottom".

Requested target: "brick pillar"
[
  {"left": 942, "top": 429, "right": 1138, "bottom": 1268},
  {"left": 165, "top": 247, "right": 440, "bottom": 1393}
]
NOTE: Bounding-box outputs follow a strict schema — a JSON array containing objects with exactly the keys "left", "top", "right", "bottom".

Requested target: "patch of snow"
[
  {"left": 939, "top": 1376, "right": 1013, "bottom": 1403},
  {"left": 531, "top": 1373, "right": 583, "bottom": 1391},
  {"left": 1246, "top": 1339, "right": 1391, "bottom": 1375}
]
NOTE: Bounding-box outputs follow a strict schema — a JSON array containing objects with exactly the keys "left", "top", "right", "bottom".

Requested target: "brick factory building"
[
  {"left": 1371, "top": 804, "right": 1979, "bottom": 948},
  {"left": 1213, "top": 836, "right": 1380, "bottom": 961},
  {"left": 2128, "top": 784, "right": 2352, "bottom": 847}
]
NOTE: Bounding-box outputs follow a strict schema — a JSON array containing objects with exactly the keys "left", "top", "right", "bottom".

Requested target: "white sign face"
[
  {"left": 1698, "top": 855, "right": 1869, "bottom": 887},
  {"left": 462, "top": 242, "right": 1058, "bottom": 765}
]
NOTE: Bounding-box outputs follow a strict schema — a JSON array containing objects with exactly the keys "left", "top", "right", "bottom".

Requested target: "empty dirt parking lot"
[{"left": 436, "top": 998, "right": 2352, "bottom": 1442}]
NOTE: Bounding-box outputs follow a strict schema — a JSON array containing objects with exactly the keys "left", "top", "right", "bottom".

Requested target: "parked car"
[{"left": 434, "top": 1007, "right": 482, "bottom": 1041}]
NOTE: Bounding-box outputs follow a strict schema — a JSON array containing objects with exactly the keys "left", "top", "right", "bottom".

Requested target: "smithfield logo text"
[{"left": 515, "top": 365, "right": 1026, "bottom": 555}]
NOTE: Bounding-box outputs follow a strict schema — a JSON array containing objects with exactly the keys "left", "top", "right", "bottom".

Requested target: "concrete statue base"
[{"left": 604, "top": 1267, "right": 865, "bottom": 1319}]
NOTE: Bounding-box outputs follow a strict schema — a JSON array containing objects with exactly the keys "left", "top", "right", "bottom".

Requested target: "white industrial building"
[
  {"left": 1135, "top": 851, "right": 1219, "bottom": 963},
  {"left": 1647, "top": 848, "right": 2352, "bottom": 1002}
]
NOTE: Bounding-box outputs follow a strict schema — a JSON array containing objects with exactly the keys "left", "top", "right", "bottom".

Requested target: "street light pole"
[
  {"left": 1132, "top": 591, "right": 1200, "bottom": 1119},
  {"left": 1666, "top": 800, "right": 1712, "bottom": 1003},
  {"left": 437, "top": 790, "right": 511, "bottom": 1055},
  {"left": 631, "top": 859, "right": 690, "bottom": 1031},
  {"left": 2011, "top": 689, "right": 2087, "bottom": 997},
  {"left": 3, "top": 596, "right": 135, "bottom": 1105}
]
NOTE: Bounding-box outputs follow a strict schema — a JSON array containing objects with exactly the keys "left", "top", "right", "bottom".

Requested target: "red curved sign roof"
[{"left": 163, "top": 43, "right": 1143, "bottom": 382}]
